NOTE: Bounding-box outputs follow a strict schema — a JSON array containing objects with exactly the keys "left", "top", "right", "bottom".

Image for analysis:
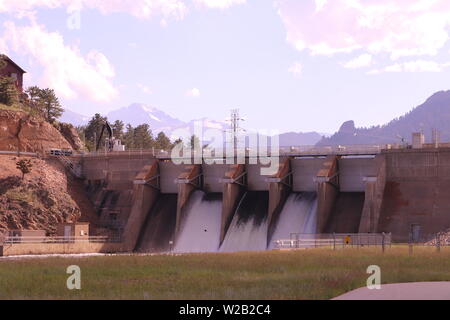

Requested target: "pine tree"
[
  {"left": 123, "top": 124, "right": 135, "bottom": 149},
  {"left": 112, "top": 120, "right": 125, "bottom": 140},
  {"left": 133, "top": 124, "right": 154, "bottom": 149},
  {"left": 85, "top": 114, "right": 108, "bottom": 151},
  {"left": 39, "top": 88, "right": 64, "bottom": 123},
  {"left": 155, "top": 131, "right": 172, "bottom": 150},
  {"left": 0, "top": 76, "right": 20, "bottom": 106},
  {"left": 25, "top": 86, "right": 45, "bottom": 115}
]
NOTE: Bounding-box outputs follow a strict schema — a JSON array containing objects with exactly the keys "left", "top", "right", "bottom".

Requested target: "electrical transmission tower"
[{"left": 226, "top": 109, "right": 245, "bottom": 154}]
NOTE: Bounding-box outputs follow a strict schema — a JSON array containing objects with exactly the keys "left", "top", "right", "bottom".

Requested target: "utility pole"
[{"left": 226, "top": 109, "right": 245, "bottom": 159}]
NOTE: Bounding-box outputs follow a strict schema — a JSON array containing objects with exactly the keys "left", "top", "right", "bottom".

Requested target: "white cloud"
[
  {"left": 369, "top": 60, "right": 450, "bottom": 74},
  {"left": 1, "top": 21, "right": 118, "bottom": 102},
  {"left": 314, "top": 0, "right": 328, "bottom": 12},
  {"left": 275, "top": 0, "right": 450, "bottom": 59},
  {"left": 0, "top": 0, "right": 188, "bottom": 21},
  {"left": 137, "top": 83, "right": 153, "bottom": 94},
  {"left": 342, "top": 53, "right": 373, "bottom": 69},
  {"left": 186, "top": 88, "right": 201, "bottom": 97},
  {"left": 288, "top": 62, "right": 302, "bottom": 76},
  {"left": 0, "top": 0, "right": 244, "bottom": 20},
  {"left": 193, "top": 0, "right": 246, "bottom": 9}
]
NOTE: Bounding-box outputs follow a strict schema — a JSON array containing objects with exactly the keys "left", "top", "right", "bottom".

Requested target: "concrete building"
[
  {"left": 412, "top": 132, "right": 425, "bottom": 149},
  {"left": 57, "top": 223, "right": 90, "bottom": 239}
]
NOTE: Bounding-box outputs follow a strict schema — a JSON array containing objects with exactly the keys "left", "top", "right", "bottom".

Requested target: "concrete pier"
[
  {"left": 359, "top": 155, "right": 386, "bottom": 233},
  {"left": 316, "top": 155, "right": 340, "bottom": 233},
  {"left": 220, "top": 164, "right": 246, "bottom": 244},
  {"left": 122, "top": 161, "right": 159, "bottom": 251},
  {"left": 267, "top": 157, "right": 292, "bottom": 244},
  {"left": 175, "top": 165, "right": 202, "bottom": 238}
]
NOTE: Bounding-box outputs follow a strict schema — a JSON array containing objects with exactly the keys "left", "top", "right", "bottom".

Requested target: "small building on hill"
[{"left": 0, "top": 54, "right": 26, "bottom": 92}]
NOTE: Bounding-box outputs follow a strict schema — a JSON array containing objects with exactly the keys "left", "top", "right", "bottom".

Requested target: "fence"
[
  {"left": 2, "top": 235, "right": 122, "bottom": 245},
  {"left": 80, "top": 149, "right": 170, "bottom": 158},
  {"left": 274, "top": 233, "right": 392, "bottom": 250},
  {"left": 76, "top": 143, "right": 394, "bottom": 159},
  {"left": 0, "top": 151, "right": 39, "bottom": 157}
]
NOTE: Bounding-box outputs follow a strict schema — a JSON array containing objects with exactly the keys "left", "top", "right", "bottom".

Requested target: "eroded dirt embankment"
[
  {"left": 0, "top": 109, "right": 82, "bottom": 153},
  {"left": 0, "top": 156, "right": 97, "bottom": 235}
]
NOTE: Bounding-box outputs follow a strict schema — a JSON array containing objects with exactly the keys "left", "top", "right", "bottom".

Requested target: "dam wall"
[
  {"left": 121, "top": 162, "right": 160, "bottom": 251},
  {"left": 359, "top": 155, "right": 386, "bottom": 233},
  {"left": 267, "top": 157, "right": 292, "bottom": 243},
  {"left": 175, "top": 165, "right": 202, "bottom": 237},
  {"left": 378, "top": 149, "right": 450, "bottom": 242},
  {"left": 220, "top": 164, "right": 246, "bottom": 243},
  {"left": 66, "top": 147, "right": 450, "bottom": 252},
  {"left": 316, "top": 156, "right": 340, "bottom": 233}
]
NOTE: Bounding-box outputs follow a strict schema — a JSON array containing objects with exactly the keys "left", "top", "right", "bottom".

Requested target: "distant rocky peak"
[{"left": 338, "top": 120, "right": 356, "bottom": 133}]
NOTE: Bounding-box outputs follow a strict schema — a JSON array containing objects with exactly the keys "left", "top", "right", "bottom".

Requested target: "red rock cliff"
[{"left": 0, "top": 110, "right": 73, "bottom": 153}]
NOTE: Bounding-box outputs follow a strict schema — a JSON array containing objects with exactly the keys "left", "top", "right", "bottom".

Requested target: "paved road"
[{"left": 334, "top": 282, "right": 450, "bottom": 300}]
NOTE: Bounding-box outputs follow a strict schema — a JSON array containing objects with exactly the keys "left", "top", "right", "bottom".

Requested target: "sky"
[{"left": 1, "top": 0, "right": 450, "bottom": 133}]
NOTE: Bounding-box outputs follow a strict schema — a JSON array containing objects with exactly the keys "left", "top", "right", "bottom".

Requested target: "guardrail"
[
  {"left": 274, "top": 233, "right": 392, "bottom": 250},
  {"left": 78, "top": 144, "right": 393, "bottom": 159},
  {"left": 0, "top": 151, "right": 39, "bottom": 157},
  {"left": 3, "top": 236, "right": 121, "bottom": 244}
]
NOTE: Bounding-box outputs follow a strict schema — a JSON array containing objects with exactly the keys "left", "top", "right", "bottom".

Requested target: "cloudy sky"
[{"left": 1, "top": 0, "right": 450, "bottom": 133}]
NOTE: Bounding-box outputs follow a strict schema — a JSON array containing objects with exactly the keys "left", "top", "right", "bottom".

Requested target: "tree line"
[
  {"left": 0, "top": 55, "right": 64, "bottom": 122},
  {"left": 77, "top": 114, "right": 183, "bottom": 152}
]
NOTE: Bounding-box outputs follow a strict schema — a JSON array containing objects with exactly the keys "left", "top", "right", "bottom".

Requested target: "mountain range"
[
  {"left": 61, "top": 103, "right": 325, "bottom": 147},
  {"left": 317, "top": 90, "right": 450, "bottom": 146},
  {"left": 62, "top": 90, "right": 450, "bottom": 147}
]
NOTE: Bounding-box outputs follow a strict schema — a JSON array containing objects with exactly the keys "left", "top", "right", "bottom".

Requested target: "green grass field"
[{"left": 0, "top": 247, "right": 449, "bottom": 300}]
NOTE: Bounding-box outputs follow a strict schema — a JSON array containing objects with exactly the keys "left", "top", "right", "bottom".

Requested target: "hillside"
[
  {"left": 0, "top": 156, "right": 97, "bottom": 235},
  {"left": 318, "top": 91, "right": 450, "bottom": 146},
  {"left": 0, "top": 109, "right": 83, "bottom": 153}
]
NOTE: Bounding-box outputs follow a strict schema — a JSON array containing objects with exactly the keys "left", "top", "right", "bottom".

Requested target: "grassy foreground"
[{"left": 0, "top": 247, "right": 449, "bottom": 300}]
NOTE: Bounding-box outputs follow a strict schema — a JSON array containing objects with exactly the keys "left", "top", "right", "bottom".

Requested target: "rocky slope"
[
  {"left": 0, "top": 109, "right": 79, "bottom": 153},
  {"left": 0, "top": 156, "right": 97, "bottom": 235},
  {"left": 56, "top": 122, "right": 85, "bottom": 151}
]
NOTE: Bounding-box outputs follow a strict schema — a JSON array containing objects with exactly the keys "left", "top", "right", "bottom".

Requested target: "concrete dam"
[{"left": 72, "top": 146, "right": 450, "bottom": 252}]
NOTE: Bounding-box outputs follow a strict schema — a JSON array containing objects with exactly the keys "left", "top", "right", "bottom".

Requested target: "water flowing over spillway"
[
  {"left": 136, "top": 194, "right": 177, "bottom": 253},
  {"left": 220, "top": 191, "right": 269, "bottom": 252},
  {"left": 174, "top": 191, "right": 222, "bottom": 253},
  {"left": 268, "top": 193, "right": 318, "bottom": 249}
]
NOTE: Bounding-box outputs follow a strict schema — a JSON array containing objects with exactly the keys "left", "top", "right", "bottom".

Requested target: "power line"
[{"left": 225, "top": 109, "right": 246, "bottom": 151}]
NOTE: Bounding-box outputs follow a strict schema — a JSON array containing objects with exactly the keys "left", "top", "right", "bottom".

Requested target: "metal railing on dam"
[
  {"left": 73, "top": 144, "right": 394, "bottom": 159},
  {"left": 274, "top": 233, "right": 392, "bottom": 250},
  {"left": 2, "top": 236, "right": 122, "bottom": 244}
]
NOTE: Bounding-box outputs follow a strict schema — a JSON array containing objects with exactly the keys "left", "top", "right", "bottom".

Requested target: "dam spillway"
[
  {"left": 324, "top": 193, "right": 365, "bottom": 233},
  {"left": 174, "top": 191, "right": 222, "bottom": 253},
  {"left": 220, "top": 191, "right": 269, "bottom": 252},
  {"left": 136, "top": 194, "right": 177, "bottom": 253},
  {"left": 268, "top": 193, "right": 318, "bottom": 249},
  {"left": 76, "top": 146, "right": 450, "bottom": 249}
]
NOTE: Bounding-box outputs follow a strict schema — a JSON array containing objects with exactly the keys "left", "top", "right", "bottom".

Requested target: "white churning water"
[
  {"left": 268, "top": 193, "right": 318, "bottom": 249},
  {"left": 220, "top": 192, "right": 269, "bottom": 252},
  {"left": 174, "top": 190, "right": 222, "bottom": 253}
]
